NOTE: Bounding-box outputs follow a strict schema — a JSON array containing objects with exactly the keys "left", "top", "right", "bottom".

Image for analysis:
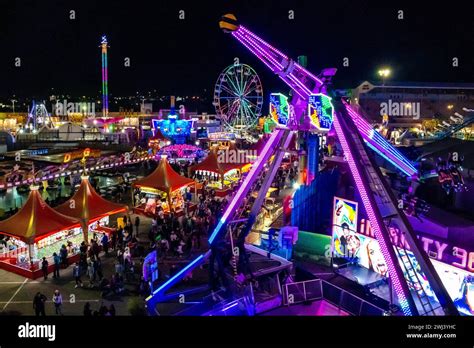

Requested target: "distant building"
[{"left": 351, "top": 81, "right": 474, "bottom": 124}]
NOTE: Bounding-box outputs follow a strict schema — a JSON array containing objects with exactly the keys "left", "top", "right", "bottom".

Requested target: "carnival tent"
[
  {"left": 188, "top": 149, "right": 245, "bottom": 184},
  {"left": 133, "top": 156, "right": 195, "bottom": 206},
  {"left": 0, "top": 186, "right": 81, "bottom": 244},
  {"left": 55, "top": 176, "right": 127, "bottom": 242}
]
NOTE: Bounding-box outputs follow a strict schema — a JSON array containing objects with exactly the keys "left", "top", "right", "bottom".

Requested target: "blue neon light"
[
  {"left": 152, "top": 116, "right": 193, "bottom": 144},
  {"left": 147, "top": 254, "right": 205, "bottom": 299},
  {"left": 365, "top": 142, "right": 412, "bottom": 177},
  {"left": 308, "top": 93, "right": 334, "bottom": 131},
  {"left": 269, "top": 93, "right": 289, "bottom": 125}
]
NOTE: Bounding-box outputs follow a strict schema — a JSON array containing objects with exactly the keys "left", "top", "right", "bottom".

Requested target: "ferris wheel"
[{"left": 213, "top": 63, "right": 263, "bottom": 132}]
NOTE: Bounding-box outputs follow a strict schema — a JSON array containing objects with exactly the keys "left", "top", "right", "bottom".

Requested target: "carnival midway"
[{"left": 0, "top": 12, "right": 473, "bottom": 322}]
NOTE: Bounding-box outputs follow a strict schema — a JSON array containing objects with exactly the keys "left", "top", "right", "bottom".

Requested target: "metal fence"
[{"left": 282, "top": 278, "right": 386, "bottom": 316}]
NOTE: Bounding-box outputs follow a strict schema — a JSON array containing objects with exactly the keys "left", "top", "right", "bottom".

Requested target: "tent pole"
[
  {"left": 167, "top": 191, "right": 172, "bottom": 214},
  {"left": 28, "top": 243, "right": 35, "bottom": 268},
  {"left": 82, "top": 222, "right": 89, "bottom": 245}
]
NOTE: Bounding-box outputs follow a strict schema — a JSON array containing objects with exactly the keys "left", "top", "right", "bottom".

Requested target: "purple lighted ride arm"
[
  {"left": 233, "top": 27, "right": 416, "bottom": 178},
  {"left": 332, "top": 112, "right": 415, "bottom": 316},
  {"left": 146, "top": 129, "right": 286, "bottom": 308},
  {"left": 343, "top": 101, "right": 417, "bottom": 177},
  {"left": 208, "top": 128, "right": 285, "bottom": 244},
  {"left": 231, "top": 24, "right": 417, "bottom": 315}
]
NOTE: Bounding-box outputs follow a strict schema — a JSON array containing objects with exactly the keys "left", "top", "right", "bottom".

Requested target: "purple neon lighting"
[
  {"left": 242, "top": 34, "right": 284, "bottom": 69},
  {"left": 233, "top": 32, "right": 278, "bottom": 74},
  {"left": 208, "top": 129, "right": 283, "bottom": 244},
  {"left": 234, "top": 32, "right": 308, "bottom": 101},
  {"left": 293, "top": 63, "right": 323, "bottom": 85},
  {"left": 332, "top": 113, "right": 413, "bottom": 316},
  {"left": 240, "top": 26, "right": 322, "bottom": 86},
  {"left": 343, "top": 101, "right": 417, "bottom": 176},
  {"left": 348, "top": 113, "right": 409, "bottom": 165},
  {"left": 287, "top": 73, "right": 313, "bottom": 96},
  {"left": 239, "top": 26, "right": 289, "bottom": 60},
  {"left": 239, "top": 32, "right": 315, "bottom": 96},
  {"left": 277, "top": 76, "right": 306, "bottom": 100}
]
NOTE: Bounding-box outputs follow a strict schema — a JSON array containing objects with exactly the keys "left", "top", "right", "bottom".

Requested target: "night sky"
[{"left": 0, "top": 0, "right": 473, "bottom": 98}]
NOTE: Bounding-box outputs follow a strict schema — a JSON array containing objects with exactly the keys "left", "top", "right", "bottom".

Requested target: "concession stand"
[
  {"left": 133, "top": 156, "right": 196, "bottom": 217},
  {"left": 55, "top": 175, "right": 128, "bottom": 244},
  {"left": 0, "top": 186, "right": 82, "bottom": 278}
]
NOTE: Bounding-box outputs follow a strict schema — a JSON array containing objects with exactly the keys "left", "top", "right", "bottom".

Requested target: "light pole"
[
  {"left": 378, "top": 68, "right": 391, "bottom": 86},
  {"left": 11, "top": 99, "right": 17, "bottom": 113}
]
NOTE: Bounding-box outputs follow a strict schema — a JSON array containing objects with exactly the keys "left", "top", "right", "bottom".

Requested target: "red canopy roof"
[
  {"left": 133, "top": 156, "right": 194, "bottom": 193},
  {"left": 189, "top": 150, "right": 244, "bottom": 177},
  {"left": 55, "top": 176, "right": 127, "bottom": 225},
  {"left": 0, "top": 187, "right": 81, "bottom": 244}
]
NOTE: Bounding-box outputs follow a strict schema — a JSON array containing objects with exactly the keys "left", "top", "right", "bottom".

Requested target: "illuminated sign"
[
  {"left": 208, "top": 132, "right": 235, "bottom": 141},
  {"left": 151, "top": 117, "right": 194, "bottom": 144},
  {"left": 333, "top": 209, "right": 474, "bottom": 316},
  {"left": 308, "top": 93, "right": 334, "bottom": 131},
  {"left": 358, "top": 218, "right": 474, "bottom": 273},
  {"left": 432, "top": 260, "right": 474, "bottom": 316},
  {"left": 269, "top": 93, "right": 289, "bottom": 126},
  {"left": 63, "top": 148, "right": 100, "bottom": 163},
  {"left": 332, "top": 197, "right": 359, "bottom": 258}
]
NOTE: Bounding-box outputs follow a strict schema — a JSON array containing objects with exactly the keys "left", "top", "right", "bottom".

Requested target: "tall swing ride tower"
[{"left": 100, "top": 35, "right": 109, "bottom": 118}]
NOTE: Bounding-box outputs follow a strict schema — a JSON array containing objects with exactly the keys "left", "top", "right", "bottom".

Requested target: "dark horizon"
[{"left": 1, "top": 0, "right": 473, "bottom": 99}]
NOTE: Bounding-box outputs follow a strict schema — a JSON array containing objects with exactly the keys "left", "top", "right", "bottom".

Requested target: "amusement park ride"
[
  {"left": 25, "top": 101, "right": 52, "bottom": 131},
  {"left": 213, "top": 63, "right": 264, "bottom": 135},
  {"left": 145, "top": 15, "right": 458, "bottom": 316}
]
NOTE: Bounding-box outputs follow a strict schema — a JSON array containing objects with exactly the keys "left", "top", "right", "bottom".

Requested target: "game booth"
[
  {"left": 0, "top": 186, "right": 82, "bottom": 279},
  {"left": 133, "top": 156, "right": 196, "bottom": 217},
  {"left": 188, "top": 148, "right": 250, "bottom": 197},
  {"left": 55, "top": 175, "right": 128, "bottom": 245}
]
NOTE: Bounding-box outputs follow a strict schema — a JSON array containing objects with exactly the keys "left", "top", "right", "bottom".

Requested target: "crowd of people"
[
  {"left": 148, "top": 189, "right": 228, "bottom": 262},
  {"left": 28, "top": 151, "right": 300, "bottom": 316}
]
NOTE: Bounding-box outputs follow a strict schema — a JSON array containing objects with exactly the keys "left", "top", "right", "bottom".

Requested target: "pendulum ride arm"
[
  {"left": 229, "top": 20, "right": 457, "bottom": 315},
  {"left": 232, "top": 25, "right": 417, "bottom": 177}
]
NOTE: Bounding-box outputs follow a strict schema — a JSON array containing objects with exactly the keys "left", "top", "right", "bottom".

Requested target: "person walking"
[
  {"left": 33, "top": 292, "right": 47, "bottom": 316},
  {"left": 101, "top": 233, "right": 109, "bottom": 256},
  {"left": 73, "top": 262, "right": 83, "bottom": 288},
  {"left": 134, "top": 216, "right": 140, "bottom": 237},
  {"left": 52, "top": 290, "right": 63, "bottom": 315},
  {"left": 53, "top": 252, "right": 61, "bottom": 279},
  {"left": 87, "top": 261, "right": 95, "bottom": 288},
  {"left": 60, "top": 244, "right": 68, "bottom": 266},
  {"left": 111, "top": 230, "right": 117, "bottom": 251},
  {"left": 41, "top": 257, "right": 49, "bottom": 280},
  {"left": 93, "top": 257, "right": 104, "bottom": 281}
]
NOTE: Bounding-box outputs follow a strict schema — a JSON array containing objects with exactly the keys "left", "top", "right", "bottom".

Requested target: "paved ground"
[{"left": 0, "top": 212, "right": 152, "bottom": 316}]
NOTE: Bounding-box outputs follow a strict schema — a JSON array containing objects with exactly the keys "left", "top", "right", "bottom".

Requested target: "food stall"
[
  {"left": 0, "top": 186, "right": 82, "bottom": 279},
  {"left": 133, "top": 156, "right": 196, "bottom": 217},
  {"left": 189, "top": 148, "right": 251, "bottom": 197},
  {"left": 55, "top": 176, "right": 127, "bottom": 244}
]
